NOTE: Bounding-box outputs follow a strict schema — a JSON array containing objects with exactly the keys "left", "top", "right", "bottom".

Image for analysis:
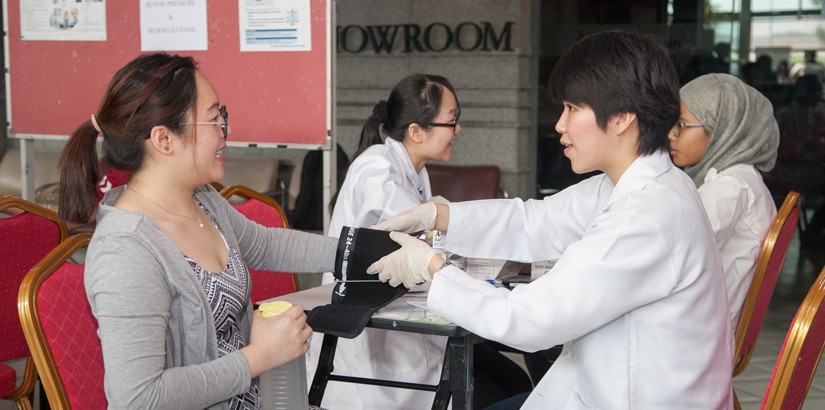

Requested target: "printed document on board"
[
  {"left": 140, "top": 0, "right": 208, "bottom": 51},
  {"left": 20, "top": 0, "right": 106, "bottom": 41},
  {"left": 239, "top": 0, "right": 312, "bottom": 52}
]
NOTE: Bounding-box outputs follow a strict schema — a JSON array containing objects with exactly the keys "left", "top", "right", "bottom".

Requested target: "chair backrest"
[
  {"left": 0, "top": 195, "right": 68, "bottom": 363},
  {"left": 18, "top": 233, "right": 107, "bottom": 409},
  {"left": 426, "top": 164, "right": 501, "bottom": 202},
  {"left": 0, "top": 196, "right": 67, "bottom": 406},
  {"left": 761, "top": 264, "right": 825, "bottom": 409},
  {"left": 733, "top": 191, "right": 802, "bottom": 376},
  {"left": 220, "top": 184, "right": 299, "bottom": 302}
]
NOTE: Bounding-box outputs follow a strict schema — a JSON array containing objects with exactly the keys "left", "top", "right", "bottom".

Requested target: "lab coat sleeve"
[
  {"left": 444, "top": 177, "right": 608, "bottom": 262},
  {"left": 351, "top": 161, "right": 424, "bottom": 226},
  {"left": 428, "top": 204, "right": 678, "bottom": 352},
  {"left": 698, "top": 174, "right": 749, "bottom": 249}
]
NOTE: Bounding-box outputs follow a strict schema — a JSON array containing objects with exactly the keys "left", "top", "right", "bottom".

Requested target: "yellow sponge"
[{"left": 258, "top": 301, "right": 293, "bottom": 317}]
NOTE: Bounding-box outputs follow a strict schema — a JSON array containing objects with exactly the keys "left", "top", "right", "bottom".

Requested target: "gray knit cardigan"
[{"left": 86, "top": 184, "right": 337, "bottom": 409}]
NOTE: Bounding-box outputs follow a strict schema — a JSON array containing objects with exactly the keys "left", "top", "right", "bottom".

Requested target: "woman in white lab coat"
[
  {"left": 669, "top": 73, "right": 779, "bottom": 331},
  {"left": 310, "top": 74, "right": 532, "bottom": 409},
  {"left": 328, "top": 73, "right": 460, "bottom": 238},
  {"left": 311, "top": 73, "right": 459, "bottom": 410},
  {"left": 369, "top": 31, "right": 734, "bottom": 409}
]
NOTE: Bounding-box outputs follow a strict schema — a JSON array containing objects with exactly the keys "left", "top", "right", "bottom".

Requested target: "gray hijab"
[{"left": 680, "top": 73, "right": 780, "bottom": 187}]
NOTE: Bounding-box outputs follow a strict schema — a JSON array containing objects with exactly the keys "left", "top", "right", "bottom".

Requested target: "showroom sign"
[{"left": 337, "top": 21, "right": 515, "bottom": 53}]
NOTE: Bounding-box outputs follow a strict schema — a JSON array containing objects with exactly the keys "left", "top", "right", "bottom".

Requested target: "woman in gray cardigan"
[{"left": 58, "top": 53, "right": 337, "bottom": 409}]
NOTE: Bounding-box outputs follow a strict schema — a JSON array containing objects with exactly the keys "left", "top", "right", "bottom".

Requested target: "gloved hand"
[
  {"left": 371, "top": 202, "right": 437, "bottom": 233},
  {"left": 367, "top": 231, "right": 445, "bottom": 288},
  {"left": 428, "top": 195, "right": 451, "bottom": 204}
]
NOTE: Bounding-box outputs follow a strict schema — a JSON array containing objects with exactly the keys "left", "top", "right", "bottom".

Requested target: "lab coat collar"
[
  {"left": 603, "top": 150, "right": 673, "bottom": 211},
  {"left": 385, "top": 137, "right": 427, "bottom": 198}
]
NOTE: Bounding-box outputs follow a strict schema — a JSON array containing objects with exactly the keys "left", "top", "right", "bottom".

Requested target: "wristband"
[{"left": 437, "top": 260, "right": 452, "bottom": 271}]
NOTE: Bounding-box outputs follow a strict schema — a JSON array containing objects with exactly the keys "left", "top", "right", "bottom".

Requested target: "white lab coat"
[
  {"left": 698, "top": 164, "right": 776, "bottom": 332},
  {"left": 428, "top": 152, "right": 734, "bottom": 409},
  {"left": 305, "top": 137, "right": 447, "bottom": 410}
]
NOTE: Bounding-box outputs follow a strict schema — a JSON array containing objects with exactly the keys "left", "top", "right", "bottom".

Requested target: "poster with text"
[
  {"left": 20, "top": 0, "right": 107, "bottom": 41},
  {"left": 140, "top": 0, "right": 207, "bottom": 51},
  {"left": 239, "top": 0, "right": 312, "bottom": 52}
]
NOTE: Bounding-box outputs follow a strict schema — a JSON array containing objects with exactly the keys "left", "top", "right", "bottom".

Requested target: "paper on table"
[
  {"left": 371, "top": 292, "right": 452, "bottom": 324},
  {"left": 451, "top": 256, "right": 524, "bottom": 282}
]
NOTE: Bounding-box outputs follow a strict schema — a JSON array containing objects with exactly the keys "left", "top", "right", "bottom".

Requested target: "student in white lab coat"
[
  {"left": 368, "top": 30, "right": 734, "bottom": 409},
  {"left": 669, "top": 73, "right": 780, "bottom": 331},
  {"left": 307, "top": 74, "right": 532, "bottom": 409}
]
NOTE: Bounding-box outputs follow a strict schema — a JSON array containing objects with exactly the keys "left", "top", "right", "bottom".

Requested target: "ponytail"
[
  {"left": 352, "top": 100, "right": 390, "bottom": 161},
  {"left": 58, "top": 120, "right": 102, "bottom": 224},
  {"left": 331, "top": 99, "right": 390, "bottom": 211},
  {"left": 352, "top": 114, "right": 383, "bottom": 161},
  {"left": 55, "top": 52, "right": 198, "bottom": 225}
]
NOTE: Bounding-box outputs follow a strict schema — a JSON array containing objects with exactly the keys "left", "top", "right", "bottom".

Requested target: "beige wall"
[{"left": 335, "top": 0, "right": 539, "bottom": 199}]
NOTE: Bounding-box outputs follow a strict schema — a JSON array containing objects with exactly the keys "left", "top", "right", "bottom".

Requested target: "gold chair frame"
[
  {"left": 17, "top": 233, "right": 92, "bottom": 410},
  {"left": 0, "top": 195, "right": 69, "bottom": 239},
  {"left": 762, "top": 264, "right": 825, "bottom": 409},
  {"left": 1, "top": 195, "right": 69, "bottom": 410},
  {"left": 734, "top": 191, "right": 802, "bottom": 375},
  {"left": 732, "top": 191, "right": 801, "bottom": 410}
]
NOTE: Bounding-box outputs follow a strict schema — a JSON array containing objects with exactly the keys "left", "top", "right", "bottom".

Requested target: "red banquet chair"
[
  {"left": 760, "top": 264, "right": 825, "bottom": 409},
  {"left": 0, "top": 195, "right": 68, "bottom": 409},
  {"left": 18, "top": 233, "right": 106, "bottom": 409},
  {"left": 220, "top": 184, "right": 299, "bottom": 302},
  {"left": 732, "top": 191, "right": 801, "bottom": 409}
]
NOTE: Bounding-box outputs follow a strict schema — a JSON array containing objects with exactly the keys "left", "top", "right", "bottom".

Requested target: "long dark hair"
[
  {"left": 351, "top": 73, "right": 459, "bottom": 160},
  {"left": 57, "top": 53, "right": 198, "bottom": 224}
]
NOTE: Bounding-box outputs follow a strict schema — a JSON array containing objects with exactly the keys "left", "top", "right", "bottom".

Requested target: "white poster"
[
  {"left": 20, "top": 0, "right": 107, "bottom": 41},
  {"left": 140, "top": 0, "right": 207, "bottom": 51},
  {"left": 239, "top": 0, "right": 312, "bottom": 52}
]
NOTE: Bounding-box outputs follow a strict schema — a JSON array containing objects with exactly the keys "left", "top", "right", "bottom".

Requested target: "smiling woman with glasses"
[
  {"left": 312, "top": 73, "right": 532, "bottom": 409},
  {"left": 56, "top": 52, "right": 341, "bottom": 410},
  {"left": 317, "top": 73, "right": 465, "bottom": 410}
]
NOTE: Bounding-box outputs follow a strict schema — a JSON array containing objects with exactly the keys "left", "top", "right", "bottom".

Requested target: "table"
[{"left": 261, "top": 283, "right": 481, "bottom": 410}]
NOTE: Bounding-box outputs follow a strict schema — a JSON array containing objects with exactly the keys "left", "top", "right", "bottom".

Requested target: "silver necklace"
[{"left": 126, "top": 184, "right": 205, "bottom": 229}]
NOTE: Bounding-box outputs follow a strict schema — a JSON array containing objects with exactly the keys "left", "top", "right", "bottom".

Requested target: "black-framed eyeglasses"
[
  {"left": 429, "top": 111, "right": 461, "bottom": 131},
  {"left": 670, "top": 121, "right": 704, "bottom": 138},
  {"left": 182, "top": 105, "right": 229, "bottom": 140}
]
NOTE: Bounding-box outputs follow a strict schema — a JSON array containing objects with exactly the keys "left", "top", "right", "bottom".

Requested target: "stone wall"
[{"left": 335, "top": 0, "right": 539, "bottom": 199}]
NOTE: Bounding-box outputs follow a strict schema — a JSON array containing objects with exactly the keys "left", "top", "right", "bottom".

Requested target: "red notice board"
[{"left": 3, "top": 1, "right": 331, "bottom": 147}]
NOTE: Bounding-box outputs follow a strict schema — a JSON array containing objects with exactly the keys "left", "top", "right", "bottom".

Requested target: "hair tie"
[
  {"left": 90, "top": 114, "right": 103, "bottom": 134},
  {"left": 372, "top": 100, "right": 390, "bottom": 124}
]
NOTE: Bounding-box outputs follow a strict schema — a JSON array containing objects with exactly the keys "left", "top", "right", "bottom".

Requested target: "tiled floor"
[{"left": 732, "top": 228, "right": 825, "bottom": 409}]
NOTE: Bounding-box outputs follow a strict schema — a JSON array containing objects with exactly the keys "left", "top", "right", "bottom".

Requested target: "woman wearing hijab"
[{"left": 669, "top": 73, "right": 780, "bottom": 331}]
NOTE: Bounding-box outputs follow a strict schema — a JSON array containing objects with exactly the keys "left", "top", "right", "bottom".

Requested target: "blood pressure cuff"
[{"left": 306, "top": 226, "right": 409, "bottom": 338}]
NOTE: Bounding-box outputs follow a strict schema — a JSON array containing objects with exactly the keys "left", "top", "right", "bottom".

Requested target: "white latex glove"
[
  {"left": 370, "top": 202, "right": 437, "bottom": 233},
  {"left": 366, "top": 231, "right": 444, "bottom": 288},
  {"left": 428, "top": 195, "right": 451, "bottom": 204}
]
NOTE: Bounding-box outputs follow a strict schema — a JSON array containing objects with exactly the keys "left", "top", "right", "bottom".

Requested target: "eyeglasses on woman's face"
[
  {"left": 670, "top": 121, "right": 704, "bottom": 138},
  {"left": 182, "top": 105, "right": 229, "bottom": 140},
  {"left": 429, "top": 110, "right": 461, "bottom": 132}
]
